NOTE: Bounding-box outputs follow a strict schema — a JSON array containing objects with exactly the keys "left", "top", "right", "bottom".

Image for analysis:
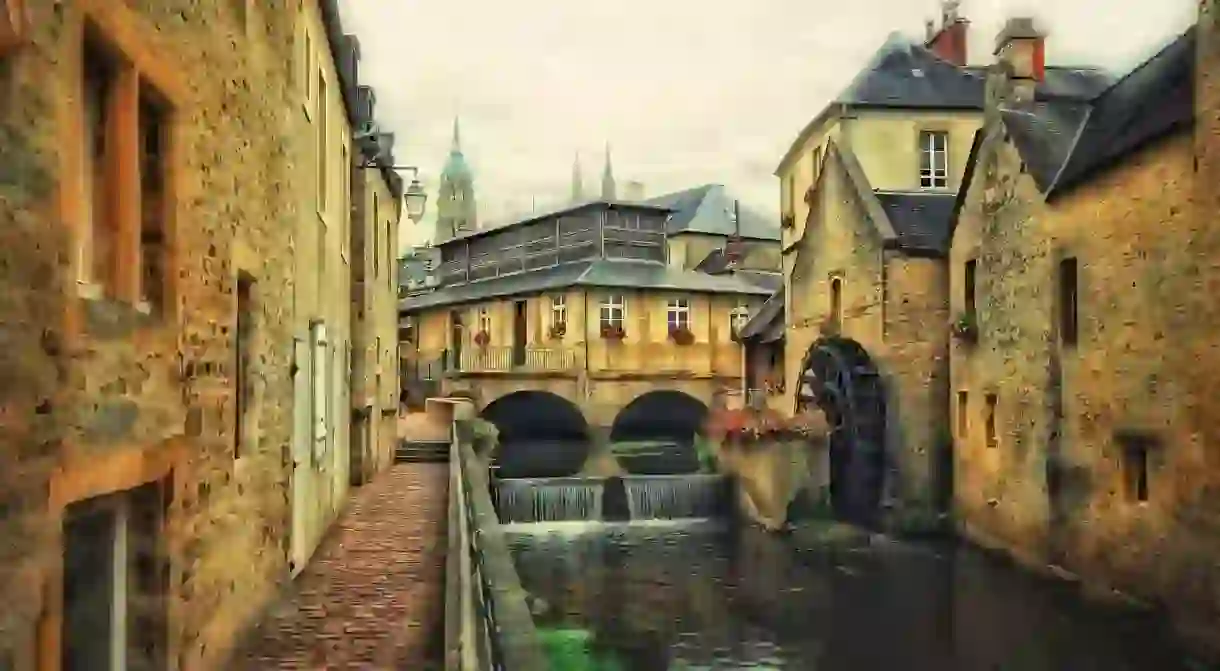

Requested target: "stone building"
[
  {"left": 761, "top": 8, "right": 1111, "bottom": 526},
  {"left": 0, "top": 1, "right": 403, "bottom": 668},
  {"left": 399, "top": 199, "right": 771, "bottom": 476},
  {"left": 348, "top": 85, "right": 405, "bottom": 486},
  {"left": 950, "top": 14, "right": 1219, "bottom": 650}
]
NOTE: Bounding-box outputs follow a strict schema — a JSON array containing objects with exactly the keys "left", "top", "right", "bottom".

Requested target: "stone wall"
[
  {"left": 0, "top": 2, "right": 298, "bottom": 669},
  {"left": 952, "top": 19, "right": 1220, "bottom": 648}
]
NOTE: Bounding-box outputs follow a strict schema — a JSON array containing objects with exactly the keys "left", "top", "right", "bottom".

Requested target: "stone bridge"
[{"left": 441, "top": 375, "right": 727, "bottom": 478}]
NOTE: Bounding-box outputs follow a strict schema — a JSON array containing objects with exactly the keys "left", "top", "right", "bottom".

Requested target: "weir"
[{"left": 492, "top": 473, "right": 729, "bottom": 524}]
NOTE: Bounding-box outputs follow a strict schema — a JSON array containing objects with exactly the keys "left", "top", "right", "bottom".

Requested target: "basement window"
[
  {"left": 1059, "top": 257, "right": 1079, "bottom": 346},
  {"left": 1117, "top": 430, "right": 1157, "bottom": 503},
  {"left": 984, "top": 393, "right": 998, "bottom": 447}
]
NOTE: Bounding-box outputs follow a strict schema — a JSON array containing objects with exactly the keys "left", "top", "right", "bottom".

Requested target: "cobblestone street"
[{"left": 236, "top": 464, "right": 449, "bottom": 670}]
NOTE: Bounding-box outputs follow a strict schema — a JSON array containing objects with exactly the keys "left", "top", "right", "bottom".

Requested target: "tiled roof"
[
  {"left": 738, "top": 289, "right": 785, "bottom": 344},
  {"left": 874, "top": 191, "right": 957, "bottom": 255},
  {"left": 646, "top": 184, "right": 781, "bottom": 241},
  {"left": 1047, "top": 26, "right": 1196, "bottom": 197},
  {"left": 398, "top": 259, "right": 772, "bottom": 312}
]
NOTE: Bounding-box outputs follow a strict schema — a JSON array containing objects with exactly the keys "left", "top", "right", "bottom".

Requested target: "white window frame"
[
  {"left": 666, "top": 297, "right": 691, "bottom": 330},
  {"left": 919, "top": 130, "right": 949, "bottom": 189},
  {"left": 599, "top": 295, "right": 625, "bottom": 329},
  {"left": 551, "top": 294, "right": 566, "bottom": 326},
  {"left": 730, "top": 302, "right": 750, "bottom": 332}
]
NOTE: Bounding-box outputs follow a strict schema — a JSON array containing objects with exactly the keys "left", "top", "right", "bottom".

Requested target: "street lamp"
[{"left": 356, "top": 126, "right": 429, "bottom": 224}]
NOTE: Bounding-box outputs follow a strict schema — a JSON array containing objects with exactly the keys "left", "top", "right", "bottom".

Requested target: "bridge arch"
[
  {"left": 795, "top": 336, "right": 887, "bottom": 526},
  {"left": 480, "top": 390, "right": 590, "bottom": 478},
  {"left": 609, "top": 389, "right": 709, "bottom": 474}
]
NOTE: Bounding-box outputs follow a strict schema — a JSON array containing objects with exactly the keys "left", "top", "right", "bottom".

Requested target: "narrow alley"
[{"left": 235, "top": 464, "right": 448, "bottom": 670}]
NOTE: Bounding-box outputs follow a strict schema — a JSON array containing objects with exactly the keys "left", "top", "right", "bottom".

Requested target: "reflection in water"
[{"left": 508, "top": 522, "right": 1198, "bottom": 670}]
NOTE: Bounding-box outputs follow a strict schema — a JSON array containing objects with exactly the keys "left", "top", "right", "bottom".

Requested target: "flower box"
[
  {"left": 548, "top": 322, "right": 567, "bottom": 340},
  {"left": 600, "top": 324, "right": 626, "bottom": 341},
  {"left": 950, "top": 312, "right": 978, "bottom": 343},
  {"left": 668, "top": 325, "right": 695, "bottom": 346},
  {"left": 473, "top": 330, "right": 491, "bottom": 347}
]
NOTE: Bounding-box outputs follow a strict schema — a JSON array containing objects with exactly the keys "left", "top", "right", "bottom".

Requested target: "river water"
[{"left": 506, "top": 520, "right": 1202, "bottom": 670}]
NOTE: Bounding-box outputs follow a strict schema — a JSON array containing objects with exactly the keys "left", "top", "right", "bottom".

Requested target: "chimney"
[
  {"left": 623, "top": 181, "right": 646, "bottom": 201},
  {"left": 925, "top": 0, "right": 969, "bottom": 66},
  {"left": 994, "top": 17, "right": 1046, "bottom": 103}
]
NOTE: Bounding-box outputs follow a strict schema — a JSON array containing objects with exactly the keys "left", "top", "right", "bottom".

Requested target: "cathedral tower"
[
  {"left": 436, "top": 117, "right": 478, "bottom": 240},
  {"left": 601, "top": 144, "right": 617, "bottom": 200}
]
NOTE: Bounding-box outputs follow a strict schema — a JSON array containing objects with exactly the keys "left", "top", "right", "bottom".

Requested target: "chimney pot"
[{"left": 994, "top": 17, "right": 1046, "bottom": 84}]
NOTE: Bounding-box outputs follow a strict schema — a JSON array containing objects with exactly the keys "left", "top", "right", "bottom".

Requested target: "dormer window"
[{"left": 919, "top": 130, "right": 949, "bottom": 189}]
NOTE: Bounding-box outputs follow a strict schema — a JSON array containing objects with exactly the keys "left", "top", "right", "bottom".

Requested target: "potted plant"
[
  {"left": 950, "top": 312, "right": 978, "bottom": 343},
  {"left": 473, "top": 329, "right": 491, "bottom": 347},
  {"left": 600, "top": 323, "right": 626, "bottom": 341},
  {"left": 703, "top": 405, "right": 828, "bottom": 450},
  {"left": 548, "top": 322, "right": 567, "bottom": 340},
  {"left": 668, "top": 324, "right": 695, "bottom": 346}
]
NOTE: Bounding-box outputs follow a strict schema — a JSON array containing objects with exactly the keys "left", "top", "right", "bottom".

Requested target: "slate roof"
[
  {"left": 1047, "top": 26, "right": 1196, "bottom": 197},
  {"left": 398, "top": 259, "right": 772, "bottom": 312},
  {"left": 738, "top": 289, "right": 785, "bottom": 344},
  {"left": 443, "top": 200, "right": 676, "bottom": 244},
  {"left": 874, "top": 191, "right": 957, "bottom": 255},
  {"left": 645, "top": 184, "right": 781, "bottom": 241}
]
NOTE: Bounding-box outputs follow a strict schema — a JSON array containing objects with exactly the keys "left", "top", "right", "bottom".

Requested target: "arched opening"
[
  {"left": 609, "top": 390, "right": 708, "bottom": 475},
  {"left": 796, "top": 336, "right": 887, "bottom": 527},
  {"left": 481, "top": 391, "right": 590, "bottom": 478}
]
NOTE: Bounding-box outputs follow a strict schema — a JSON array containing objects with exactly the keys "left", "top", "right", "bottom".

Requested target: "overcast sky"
[{"left": 335, "top": 0, "right": 1195, "bottom": 251}]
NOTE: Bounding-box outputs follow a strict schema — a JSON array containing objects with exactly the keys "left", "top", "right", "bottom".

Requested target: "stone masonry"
[
  {"left": 0, "top": 2, "right": 300, "bottom": 669},
  {"left": 951, "top": 11, "right": 1220, "bottom": 653}
]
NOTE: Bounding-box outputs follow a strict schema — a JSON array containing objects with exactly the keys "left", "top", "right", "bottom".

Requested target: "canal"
[{"left": 505, "top": 519, "right": 1200, "bottom": 670}]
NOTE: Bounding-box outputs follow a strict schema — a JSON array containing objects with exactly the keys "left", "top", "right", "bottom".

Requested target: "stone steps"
[{"left": 396, "top": 440, "right": 451, "bottom": 463}]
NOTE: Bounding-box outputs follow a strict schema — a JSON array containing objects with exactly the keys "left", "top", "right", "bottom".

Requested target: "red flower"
[{"left": 473, "top": 330, "right": 491, "bottom": 347}]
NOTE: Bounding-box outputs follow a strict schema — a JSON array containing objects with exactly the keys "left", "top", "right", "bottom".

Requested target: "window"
[
  {"left": 551, "top": 294, "right": 566, "bottom": 326},
  {"left": 964, "top": 259, "right": 977, "bottom": 317},
  {"left": 984, "top": 393, "right": 998, "bottom": 447},
  {"left": 1118, "top": 431, "right": 1155, "bottom": 503},
  {"left": 62, "top": 483, "right": 167, "bottom": 671},
  {"left": 1059, "top": 257, "right": 1078, "bottom": 345},
  {"left": 372, "top": 192, "right": 379, "bottom": 277},
  {"left": 956, "top": 391, "right": 968, "bottom": 438},
  {"left": 919, "top": 130, "right": 949, "bottom": 188},
  {"left": 829, "top": 275, "right": 843, "bottom": 327},
  {"left": 139, "top": 87, "right": 169, "bottom": 313},
  {"left": 77, "top": 27, "right": 174, "bottom": 312},
  {"left": 317, "top": 73, "right": 327, "bottom": 213},
  {"left": 730, "top": 302, "right": 750, "bottom": 333},
  {"left": 786, "top": 174, "right": 796, "bottom": 214},
  {"left": 478, "top": 307, "right": 491, "bottom": 333},
  {"left": 810, "top": 145, "right": 822, "bottom": 189},
  {"left": 234, "top": 273, "right": 255, "bottom": 458},
  {"left": 667, "top": 297, "right": 691, "bottom": 330},
  {"left": 599, "top": 295, "right": 625, "bottom": 329}
]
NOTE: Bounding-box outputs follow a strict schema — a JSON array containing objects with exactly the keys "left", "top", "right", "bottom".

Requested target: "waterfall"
[
  {"left": 623, "top": 475, "right": 728, "bottom": 521},
  {"left": 495, "top": 477, "right": 605, "bottom": 523}
]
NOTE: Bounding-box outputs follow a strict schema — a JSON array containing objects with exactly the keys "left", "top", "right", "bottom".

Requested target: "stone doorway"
[{"left": 795, "top": 337, "right": 886, "bottom": 526}]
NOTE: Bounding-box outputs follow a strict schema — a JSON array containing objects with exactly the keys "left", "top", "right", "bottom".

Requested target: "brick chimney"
[
  {"left": 925, "top": 0, "right": 969, "bottom": 66},
  {"left": 994, "top": 17, "right": 1046, "bottom": 104}
]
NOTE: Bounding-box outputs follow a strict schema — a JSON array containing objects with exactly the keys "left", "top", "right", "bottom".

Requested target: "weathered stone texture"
[
  {"left": 0, "top": 1, "right": 299, "bottom": 669},
  {"left": 953, "top": 38, "right": 1220, "bottom": 649},
  {"left": 784, "top": 149, "right": 952, "bottom": 517}
]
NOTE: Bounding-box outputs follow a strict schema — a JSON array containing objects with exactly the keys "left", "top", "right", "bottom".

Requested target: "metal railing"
[{"left": 446, "top": 421, "right": 549, "bottom": 671}]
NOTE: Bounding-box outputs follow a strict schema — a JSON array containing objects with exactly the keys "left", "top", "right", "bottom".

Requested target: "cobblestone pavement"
[{"left": 236, "top": 464, "right": 448, "bottom": 669}]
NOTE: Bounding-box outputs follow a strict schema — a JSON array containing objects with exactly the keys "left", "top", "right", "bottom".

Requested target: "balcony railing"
[{"left": 441, "top": 346, "right": 577, "bottom": 374}]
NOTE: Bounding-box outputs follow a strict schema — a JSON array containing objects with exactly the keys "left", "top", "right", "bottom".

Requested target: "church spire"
[
  {"left": 571, "top": 152, "right": 585, "bottom": 203},
  {"left": 601, "top": 143, "right": 616, "bottom": 201},
  {"left": 451, "top": 116, "right": 462, "bottom": 152}
]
